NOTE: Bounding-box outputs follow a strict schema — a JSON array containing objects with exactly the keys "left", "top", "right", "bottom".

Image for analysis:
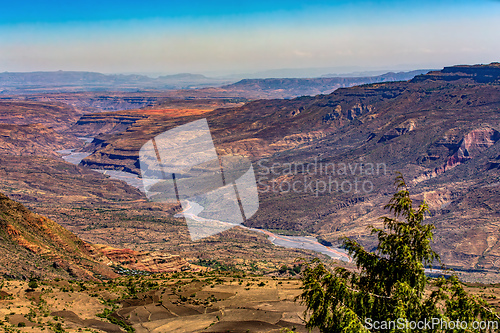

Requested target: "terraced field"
[{"left": 0, "top": 272, "right": 318, "bottom": 333}]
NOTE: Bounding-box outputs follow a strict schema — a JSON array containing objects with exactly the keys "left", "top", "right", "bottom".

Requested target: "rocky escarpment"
[
  {"left": 0, "top": 192, "right": 192, "bottom": 280},
  {"left": 0, "top": 123, "right": 83, "bottom": 156},
  {"left": 412, "top": 62, "right": 500, "bottom": 83},
  {"left": 78, "top": 94, "right": 383, "bottom": 175},
  {"left": 37, "top": 94, "right": 161, "bottom": 114},
  {"left": 66, "top": 113, "right": 148, "bottom": 137},
  {"left": 0, "top": 192, "right": 117, "bottom": 280},
  {"left": 414, "top": 126, "right": 500, "bottom": 182}
]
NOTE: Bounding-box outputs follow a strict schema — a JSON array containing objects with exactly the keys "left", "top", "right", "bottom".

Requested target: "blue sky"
[{"left": 1, "top": 0, "right": 499, "bottom": 75}]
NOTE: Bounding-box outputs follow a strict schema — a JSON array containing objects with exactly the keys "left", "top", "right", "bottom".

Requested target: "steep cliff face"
[
  {"left": 0, "top": 192, "right": 116, "bottom": 280},
  {"left": 459, "top": 127, "right": 500, "bottom": 157},
  {"left": 67, "top": 113, "right": 148, "bottom": 137},
  {"left": 414, "top": 127, "right": 500, "bottom": 182},
  {"left": 0, "top": 193, "right": 191, "bottom": 279},
  {"left": 411, "top": 62, "right": 500, "bottom": 83}
]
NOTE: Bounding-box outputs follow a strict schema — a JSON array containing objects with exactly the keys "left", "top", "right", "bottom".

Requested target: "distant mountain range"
[
  {"left": 219, "top": 67, "right": 427, "bottom": 79},
  {"left": 0, "top": 69, "right": 431, "bottom": 98},
  {"left": 212, "top": 70, "right": 432, "bottom": 98},
  {"left": 160, "top": 69, "right": 432, "bottom": 99},
  {"left": 0, "top": 71, "right": 233, "bottom": 94}
]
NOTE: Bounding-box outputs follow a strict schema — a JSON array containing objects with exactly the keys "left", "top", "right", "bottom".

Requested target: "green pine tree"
[{"left": 300, "top": 173, "right": 500, "bottom": 332}]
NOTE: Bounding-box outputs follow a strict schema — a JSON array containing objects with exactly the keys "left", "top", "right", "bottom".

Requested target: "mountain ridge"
[
  {"left": 0, "top": 71, "right": 232, "bottom": 94},
  {"left": 0, "top": 69, "right": 430, "bottom": 99}
]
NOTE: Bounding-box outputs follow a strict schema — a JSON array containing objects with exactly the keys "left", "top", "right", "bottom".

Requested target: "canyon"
[
  {"left": 72, "top": 64, "right": 500, "bottom": 278},
  {"left": 1, "top": 63, "right": 499, "bottom": 283}
]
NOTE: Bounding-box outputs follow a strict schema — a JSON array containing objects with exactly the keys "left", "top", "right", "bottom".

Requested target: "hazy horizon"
[
  {"left": 1, "top": 0, "right": 499, "bottom": 74},
  {"left": 0, "top": 66, "right": 436, "bottom": 79}
]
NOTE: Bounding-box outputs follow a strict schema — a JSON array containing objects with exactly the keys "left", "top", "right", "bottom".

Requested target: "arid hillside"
[
  {"left": 0, "top": 271, "right": 317, "bottom": 333},
  {"left": 0, "top": 192, "right": 117, "bottom": 280},
  {"left": 0, "top": 123, "right": 82, "bottom": 156},
  {"left": 0, "top": 100, "right": 82, "bottom": 132},
  {"left": 0, "top": 192, "right": 192, "bottom": 281}
]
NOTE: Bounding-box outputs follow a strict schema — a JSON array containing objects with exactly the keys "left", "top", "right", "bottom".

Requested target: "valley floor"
[
  {"left": 0, "top": 272, "right": 315, "bottom": 333},
  {"left": 2, "top": 271, "right": 500, "bottom": 333}
]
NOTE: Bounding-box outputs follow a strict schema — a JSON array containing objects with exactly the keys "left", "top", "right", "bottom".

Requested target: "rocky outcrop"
[
  {"left": 347, "top": 103, "right": 373, "bottom": 120},
  {"left": 415, "top": 126, "right": 500, "bottom": 182},
  {"left": 94, "top": 245, "right": 192, "bottom": 273},
  {"left": 67, "top": 113, "right": 148, "bottom": 137},
  {"left": 378, "top": 120, "right": 416, "bottom": 143}
]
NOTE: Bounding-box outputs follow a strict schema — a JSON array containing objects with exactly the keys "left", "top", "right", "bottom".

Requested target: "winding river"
[{"left": 58, "top": 143, "right": 351, "bottom": 262}]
